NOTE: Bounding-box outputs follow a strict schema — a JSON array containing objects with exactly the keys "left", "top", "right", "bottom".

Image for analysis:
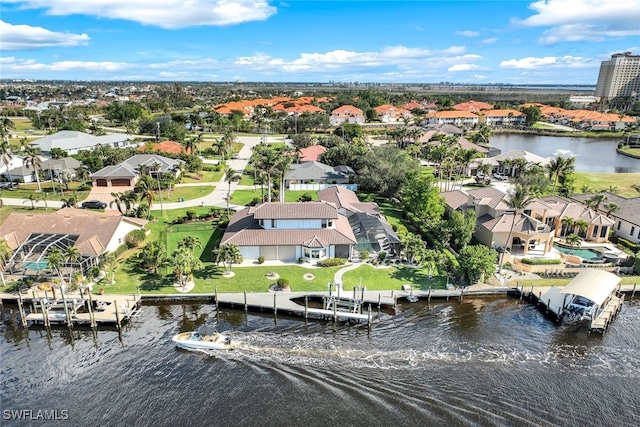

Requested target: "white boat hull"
[{"left": 172, "top": 331, "right": 232, "bottom": 351}]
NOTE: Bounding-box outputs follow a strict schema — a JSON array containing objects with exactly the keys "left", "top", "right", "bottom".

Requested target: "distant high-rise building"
[{"left": 595, "top": 52, "right": 640, "bottom": 99}]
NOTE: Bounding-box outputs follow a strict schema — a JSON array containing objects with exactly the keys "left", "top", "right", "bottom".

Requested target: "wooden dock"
[{"left": 1, "top": 288, "right": 142, "bottom": 329}]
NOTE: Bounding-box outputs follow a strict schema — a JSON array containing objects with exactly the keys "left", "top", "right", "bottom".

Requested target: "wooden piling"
[
  {"left": 367, "top": 304, "right": 372, "bottom": 331},
  {"left": 114, "top": 301, "right": 121, "bottom": 330},
  {"left": 40, "top": 299, "right": 49, "bottom": 328},
  {"left": 273, "top": 293, "right": 277, "bottom": 315},
  {"left": 460, "top": 287, "right": 464, "bottom": 302},
  {"left": 61, "top": 289, "right": 72, "bottom": 328},
  {"left": 17, "top": 292, "right": 27, "bottom": 328},
  {"left": 214, "top": 286, "right": 218, "bottom": 306},
  {"left": 428, "top": 287, "right": 432, "bottom": 303},
  {"left": 304, "top": 296, "right": 308, "bottom": 320},
  {"left": 243, "top": 291, "right": 247, "bottom": 311},
  {"left": 333, "top": 297, "right": 337, "bottom": 322},
  {"left": 632, "top": 283, "right": 637, "bottom": 299}
]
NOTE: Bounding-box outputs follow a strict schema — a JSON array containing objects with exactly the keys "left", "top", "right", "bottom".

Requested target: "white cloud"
[
  {"left": 500, "top": 55, "right": 597, "bottom": 69},
  {"left": 481, "top": 37, "right": 498, "bottom": 45},
  {"left": 455, "top": 30, "right": 480, "bottom": 37},
  {"left": 448, "top": 64, "right": 484, "bottom": 72},
  {"left": 0, "top": 20, "right": 90, "bottom": 50},
  {"left": 2, "top": 0, "right": 277, "bottom": 29},
  {"left": 234, "top": 46, "right": 482, "bottom": 74},
  {"left": 2, "top": 57, "right": 129, "bottom": 71},
  {"left": 515, "top": 0, "right": 640, "bottom": 43}
]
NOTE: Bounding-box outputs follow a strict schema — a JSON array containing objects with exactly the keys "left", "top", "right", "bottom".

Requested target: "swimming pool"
[
  {"left": 552, "top": 244, "right": 603, "bottom": 261},
  {"left": 21, "top": 260, "right": 49, "bottom": 270}
]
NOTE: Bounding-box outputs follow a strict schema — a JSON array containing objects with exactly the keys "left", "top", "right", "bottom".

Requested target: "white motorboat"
[{"left": 172, "top": 331, "right": 232, "bottom": 351}]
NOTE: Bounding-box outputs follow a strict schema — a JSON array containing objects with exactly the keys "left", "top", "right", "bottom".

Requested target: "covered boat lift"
[{"left": 538, "top": 270, "right": 624, "bottom": 332}]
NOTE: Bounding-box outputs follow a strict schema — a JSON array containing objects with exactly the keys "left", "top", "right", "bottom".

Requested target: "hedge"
[
  {"left": 317, "top": 258, "right": 347, "bottom": 267},
  {"left": 521, "top": 258, "right": 562, "bottom": 265}
]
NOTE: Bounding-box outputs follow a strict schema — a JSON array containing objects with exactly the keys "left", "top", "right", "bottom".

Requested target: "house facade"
[
  {"left": 330, "top": 105, "right": 365, "bottom": 126},
  {"left": 478, "top": 109, "right": 526, "bottom": 126},
  {"left": 91, "top": 154, "right": 182, "bottom": 187},
  {"left": 424, "top": 111, "right": 479, "bottom": 128},
  {"left": 220, "top": 202, "right": 356, "bottom": 262},
  {"left": 571, "top": 192, "right": 640, "bottom": 244},
  {"left": 373, "top": 104, "right": 411, "bottom": 123}
]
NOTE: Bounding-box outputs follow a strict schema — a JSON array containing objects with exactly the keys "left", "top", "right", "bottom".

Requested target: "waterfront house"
[
  {"left": 571, "top": 192, "right": 640, "bottom": 244},
  {"left": 220, "top": 201, "right": 356, "bottom": 262},
  {"left": 478, "top": 109, "right": 526, "bottom": 126},
  {"left": 318, "top": 186, "right": 400, "bottom": 256},
  {"left": 373, "top": 104, "right": 412, "bottom": 123},
  {"left": 0, "top": 208, "right": 148, "bottom": 277},
  {"left": 452, "top": 101, "right": 494, "bottom": 113}
]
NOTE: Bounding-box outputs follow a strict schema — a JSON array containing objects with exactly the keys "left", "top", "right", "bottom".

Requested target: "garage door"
[
  {"left": 111, "top": 178, "right": 131, "bottom": 186},
  {"left": 95, "top": 179, "right": 108, "bottom": 187},
  {"left": 278, "top": 246, "right": 296, "bottom": 262},
  {"left": 259, "top": 246, "right": 277, "bottom": 260}
]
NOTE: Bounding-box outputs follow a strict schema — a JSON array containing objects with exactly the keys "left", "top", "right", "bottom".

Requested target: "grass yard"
[
  {"left": 154, "top": 185, "right": 212, "bottom": 203},
  {"left": 180, "top": 169, "right": 224, "bottom": 183},
  {"left": 573, "top": 172, "right": 640, "bottom": 197},
  {"left": 2, "top": 182, "right": 90, "bottom": 204},
  {"left": 284, "top": 190, "right": 318, "bottom": 202},
  {"left": 341, "top": 264, "right": 447, "bottom": 291},
  {"left": 165, "top": 227, "right": 222, "bottom": 263},
  {"left": 228, "top": 189, "right": 262, "bottom": 206},
  {"left": 619, "top": 146, "right": 640, "bottom": 157}
]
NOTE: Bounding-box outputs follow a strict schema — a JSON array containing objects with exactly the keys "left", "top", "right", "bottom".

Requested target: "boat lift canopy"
[{"left": 560, "top": 270, "right": 621, "bottom": 307}]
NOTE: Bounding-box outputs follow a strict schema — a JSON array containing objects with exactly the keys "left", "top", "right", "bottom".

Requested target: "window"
[
  {"left": 617, "top": 221, "right": 621, "bottom": 231},
  {"left": 271, "top": 219, "right": 276, "bottom": 228},
  {"left": 592, "top": 226, "right": 598, "bottom": 238},
  {"left": 600, "top": 226, "right": 607, "bottom": 238},
  {"left": 632, "top": 226, "right": 636, "bottom": 237}
]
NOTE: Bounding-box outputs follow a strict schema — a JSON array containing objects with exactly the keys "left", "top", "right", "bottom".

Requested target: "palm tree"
[
  {"left": 221, "top": 128, "right": 237, "bottom": 159},
  {"left": 60, "top": 191, "right": 79, "bottom": 208},
  {"left": 110, "top": 192, "right": 125, "bottom": 215},
  {"left": 631, "top": 184, "right": 640, "bottom": 194},
  {"left": 0, "top": 238, "right": 12, "bottom": 286},
  {"left": 184, "top": 133, "right": 203, "bottom": 155},
  {"left": 121, "top": 191, "right": 138, "bottom": 215},
  {"left": 223, "top": 167, "right": 241, "bottom": 215},
  {"left": 545, "top": 155, "right": 574, "bottom": 195},
  {"left": 76, "top": 165, "right": 90, "bottom": 186},
  {"left": 585, "top": 193, "right": 607, "bottom": 211},
  {"left": 178, "top": 236, "right": 202, "bottom": 253},
  {"left": 0, "top": 115, "right": 15, "bottom": 144},
  {"left": 64, "top": 246, "right": 82, "bottom": 284},
  {"left": 23, "top": 147, "right": 43, "bottom": 192},
  {"left": 134, "top": 175, "right": 155, "bottom": 217},
  {"left": 0, "top": 139, "right": 14, "bottom": 184},
  {"left": 46, "top": 247, "right": 66, "bottom": 286},
  {"left": 498, "top": 184, "right": 536, "bottom": 273},
  {"left": 580, "top": 184, "right": 595, "bottom": 194},
  {"left": 138, "top": 241, "right": 167, "bottom": 274},
  {"left": 170, "top": 246, "right": 203, "bottom": 287},
  {"left": 212, "top": 243, "right": 243, "bottom": 274},
  {"left": 574, "top": 219, "right": 589, "bottom": 239},
  {"left": 561, "top": 217, "right": 575, "bottom": 240},
  {"left": 23, "top": 194, "right": 38, "bottom": 209},
  {"left": 603, "top": 202, "right": 620, "bottom": 218},
  {"left": 565, "top": 234, "right": 583, "bottom": 256},
  {"left": 39, "top": 192, "right": 49, "bottom": 210}
]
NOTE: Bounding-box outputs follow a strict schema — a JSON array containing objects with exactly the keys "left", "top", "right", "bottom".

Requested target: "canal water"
[
  {"left": 2, "top": 297, "right": 640, "bottom": 426},
  {"left": 490, "top": 134, "right": 640, "bottom": 173}
]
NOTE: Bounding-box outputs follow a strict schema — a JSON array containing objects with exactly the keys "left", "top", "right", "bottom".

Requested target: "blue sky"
[{"left": 1, "top": 0, "right": 638, "bottom": 83}]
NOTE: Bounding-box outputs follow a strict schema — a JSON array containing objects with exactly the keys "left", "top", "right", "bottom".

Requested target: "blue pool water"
[{"left": 553, "top": 244, "right": 603, "bottom": 261}]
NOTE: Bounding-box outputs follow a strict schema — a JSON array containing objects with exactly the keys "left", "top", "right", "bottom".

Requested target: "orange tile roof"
[
  {"left": 331, "top": 105, "right": 364, "bottom": 116},
  {"left": 374, "top": 104, "right": 410, "bottom": 115},
  {"left": 479, "top": 109, "right": 525, "bottom": 117},
  {"left": 298, "top": 145, "right": 327, "bottom": 162},
  {"left": 428, "top": 110, "right": 479, "bottom": 118},
  {"left": 453, "top": 101, "right": 494, "bottom": 112}
]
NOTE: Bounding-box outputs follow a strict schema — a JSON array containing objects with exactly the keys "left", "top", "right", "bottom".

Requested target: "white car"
[{"left": 493, "top": 173, "right": 509, "bottom": 181}]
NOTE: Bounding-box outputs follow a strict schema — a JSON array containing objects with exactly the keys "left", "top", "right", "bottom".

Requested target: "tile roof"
[
  {"left": 298, "top": 145, "right": 327, "bottom": 162},
  {"left": 221, "top": 207, "right": 355, "bottom": 246},
  {"left": 572, "top": 193, "right": 640, "bottom": 227},
  {"left": 480, "top": 213, "right": 548, "bottom": 235},
  {"left": 317, "top": 186, "right": 380, "bottom": 215},
  {"left": 250, "top": 201, "right": 339, "bottom": 220},
  {"left": 0, "top": 208, "right": 148, "bottom": 256},
  {"left": 427, "top": 110, "right": 479, "bottom": 119},
  {"left": 441, "top": 190, "right": 469, "bottom": 211},
  {"left": 452, "top": 101, "right": 494, "bottom": 112},
  {"left": 137, "top": 140, "right": 185, "bottom": 154},
  {"left": 285, "top": 161, "right": 347, "bottom": 182},
  {"left": 331, "top": 105, "right": 364, "bottom": 116},
  {"left": 467, "top": 187, "right": 508, "bottom": 209}
]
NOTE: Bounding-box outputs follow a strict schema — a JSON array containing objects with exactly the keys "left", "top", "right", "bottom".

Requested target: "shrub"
[
  {"left": 317, "top": 258, "right": 347, "bottom": 267},
  {"left": 359, "top": 250, "right": 370, "bottom": 261},
  {"left": 185, "top": 210, "right": 197, "bottom": 220},
  {"left": 258, "top": 256, "right": 265, "bottom": 264},
  {"left": 298, "top": 193, "right": 313, "bottom": 202},
  {"left": 378, "top": 251, "right": 387, "bottom": 262},
  {"left": 124, "top": 230, "right": 146, "bottom": 248},
  {"left": 521, "top": 258, "right": 562, "bottom": 265},
  {"left": 276, "top": 278, "right": 290, "bottom": 287}
]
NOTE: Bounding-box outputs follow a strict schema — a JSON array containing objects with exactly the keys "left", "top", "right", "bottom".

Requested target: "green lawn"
[
  {"left": 180, "top": 169, "right": 224, "bottom": 183},
  {"left": 154, "top": 185, "right": 212, "bottom": 203},
  {"left": 573, "top": 172, "right": 640, "bottom": 197},
  {"left": 228, "top": 189, "right": 262, "bottom": 206},
  {"left": 2, "top": 182, "right": 90, "bottom": 204},
  {"left": 619, "top": 146, "right": 640, "bottom": 157},
  {"left": 341, "top": 264, "right": 447, "bottom": 291}
]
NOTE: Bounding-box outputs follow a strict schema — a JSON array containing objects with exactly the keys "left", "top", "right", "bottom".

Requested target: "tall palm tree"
[
  {"left": 178, "top": 236, "right": 202, "bottom": 253},
  {"left": 498, "top": 184, "right": 536, "bottom": 273},
  {"left": 171, "top": 246, "right": 203, "bottom": 287},
  {"left": 221, "top": 128, "right": 237, "bottom": 159},
  {"left": 110, "top": 192, "right": 125, "bottom": 215},
  {"left": 212, "top": 243, "right": 242, "bottom": 274},
  {"left": 574, "top": 219, "right": 589, "bottom": 239},
  {"left": 64, "top": 246, "right": 82, "bottom": 284},
  {"left": 23, "top": 194, "right": 38, "bottom": 210},
  {"left": 60, "top": 191, "right": 79, "bottom": 208},
  {"left": 0, "top": 115, "right": 15, "bottom": 144},
  {"left": 0, "top": 238, "right": 12, "bottom": 286},
  {"left": 39, "top": 192, "right": 49, "bottom": 210},
  {"left": 46, "top": 247, "right": 66, "bottom": 286},
  {"left": 224, "top": 168, "right": 241, "bottom": 215},
  {"left": 561, "top": 217, "right": 575, "bottom": 240},
  {"left": 23, "top": 147, "right": 43, "bottom": 192},
  {"left": 631, "top": 184, "right": 640, "bottom": 194},
  {"left": 585, "top": 193, "right": 607, "bottom": 211},
  {"left": 184, "top": 132, "right": 203, "bottom": 155},
  {"left": 566, "top": 234, "right": 583, "bottom": 256},
  {"left": 545, "top": 155, "right": 574, "bottom": 196},
  {"left": 121, "top": 191, "right": 138, "bottom": 215},
  {"left": 603, "top": 202, "right": 620, "bottom": 218},
  {"left": 0, "top": 139, "right": 14, "bottom": 184},
  {"left": 134, "top": 175, "right": 155, "bottom": 217}
]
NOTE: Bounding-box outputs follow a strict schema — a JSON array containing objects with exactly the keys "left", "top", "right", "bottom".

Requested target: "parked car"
[
  {"left": 493, "top": 172, "right": 508, "bottom": 181},
  {"left": 231, "top": 153, "right": 240, "bottom": 159},
  {"left": 82, "top": 200, "right": 107, "bottom": 209}
]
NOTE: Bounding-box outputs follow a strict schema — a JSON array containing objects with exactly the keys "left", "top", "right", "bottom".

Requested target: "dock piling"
[
  {"left": 367, "top": 304, "right": 372, "bottom": 331},
  {"left": 632, "top": 283, "right": 637, "bottom": 299},
  {"left": 304, "top": 296, "right": 308, "bottom": 321},
  {"left": 243, "top": 291, "right": 247, "bottom": 311},
  {"left": 114, "top": 301, "right": 121, "bottom": 330},
  {"left": 61, "top": 289, "right": 72, "bottom": 328}
]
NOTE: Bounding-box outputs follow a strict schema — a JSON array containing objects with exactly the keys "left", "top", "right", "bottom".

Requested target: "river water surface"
[
  {"left": 490, "top": 134, "right": 640, "bottom": 173},
  {"left": 2, "top": 297, "right": 640, "bottom": 427}
]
